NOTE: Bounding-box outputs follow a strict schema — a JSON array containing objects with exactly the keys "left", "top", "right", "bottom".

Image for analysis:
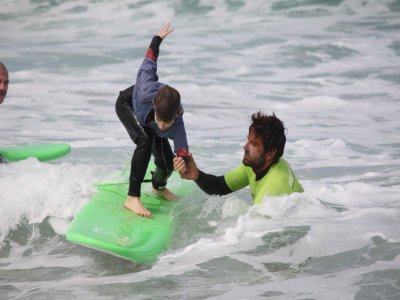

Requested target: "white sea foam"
[
  {"left": 0, "top": 159, "right": 105, "bottom": 245},
  {"left": 1, "top": 0, "right": 400, "bottom": 298}
]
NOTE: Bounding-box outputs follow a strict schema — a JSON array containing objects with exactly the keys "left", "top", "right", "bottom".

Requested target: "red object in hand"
[{"left": 176, "top": 149, "right": 190, "bottom": 162}]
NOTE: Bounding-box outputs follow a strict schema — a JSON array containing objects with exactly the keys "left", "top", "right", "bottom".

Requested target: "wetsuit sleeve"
[
  {"left": 223, "top": 164, "right": 250, "bottom": 192},
  {"left": 195, "top": 170, "right": 233, "bottom": 196},
  {"left": 146, "top": 36, "right": 162, "bottom": 61}
]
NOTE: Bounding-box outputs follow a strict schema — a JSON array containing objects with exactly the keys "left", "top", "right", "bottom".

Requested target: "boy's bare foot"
[
  {"left": 153, "top": 188, "right": 178, "bottom": 201},
  {"left": 124, "top": 196, "right": 152, "bottom": 218}
]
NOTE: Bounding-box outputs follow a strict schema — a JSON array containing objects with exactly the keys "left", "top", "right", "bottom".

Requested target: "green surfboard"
[
  {"left": 66, "top": 163, "right": 194, "bottom": 263},
  {"left": 0, "top": 143, "right": 71, "bottom": 162}
]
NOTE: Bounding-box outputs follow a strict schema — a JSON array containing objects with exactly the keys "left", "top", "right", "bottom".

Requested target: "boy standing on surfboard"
[{"left": 115, "top": 23, "right": 190, "bottom": 218}]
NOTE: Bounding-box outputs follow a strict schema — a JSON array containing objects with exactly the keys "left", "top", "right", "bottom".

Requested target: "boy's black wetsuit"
[
  {"left": 116, "top": 85, "right": 174, "bottom": 196},
  {"left": 115, "top": 36, "right": 189, "bottom": 198}
]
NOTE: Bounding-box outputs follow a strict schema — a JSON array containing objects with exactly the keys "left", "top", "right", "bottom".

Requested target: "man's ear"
[{"left": 266, "top": 148, "right": 277, "bottom": 161}]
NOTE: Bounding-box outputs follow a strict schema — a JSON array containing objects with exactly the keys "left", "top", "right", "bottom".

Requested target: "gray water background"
[{"left": 1, "top": 0, "right": 400, "bottom": 299}]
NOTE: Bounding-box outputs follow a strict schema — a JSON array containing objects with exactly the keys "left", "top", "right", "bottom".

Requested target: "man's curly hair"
[{"left": 249, "top": 111, "right": 286, "bottom": 162}]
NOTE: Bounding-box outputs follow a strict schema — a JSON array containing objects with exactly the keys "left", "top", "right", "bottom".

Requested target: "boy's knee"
[{"left": 135, "top": 134, "right": 150, "bottom": 148}]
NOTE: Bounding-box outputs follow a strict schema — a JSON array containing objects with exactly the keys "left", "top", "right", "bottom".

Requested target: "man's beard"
[{"left": 242, "top": 152, "right": 266, "bottom": 171}]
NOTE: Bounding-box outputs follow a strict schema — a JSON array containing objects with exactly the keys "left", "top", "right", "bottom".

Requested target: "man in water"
[
  {"left": 0, "top": 63, "right": 9, "bottom": 105},
  {"left": 0, "top": 63, "right": 9, "bottom": 163},
  {"left": 173, "top": 112, "right": 303, "bottom": 204}
]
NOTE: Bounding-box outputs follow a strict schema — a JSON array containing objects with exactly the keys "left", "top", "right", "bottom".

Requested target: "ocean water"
[{"left": 1, "top": 0, "right": 400, "bottom": 299}]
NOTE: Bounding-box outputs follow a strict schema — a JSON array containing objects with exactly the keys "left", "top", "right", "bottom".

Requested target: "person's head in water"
[
  {"left": 0, "top": 63, "right": 9, "bottom": 105},
  {"left": 242, "top": 111, "right": 286, "bottom": 172},
  {"left": 154, "top": 85, "right": 181, "bottom": 131}
]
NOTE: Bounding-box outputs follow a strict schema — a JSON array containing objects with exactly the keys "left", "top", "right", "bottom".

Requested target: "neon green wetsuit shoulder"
[{"left": 224, "top": 158, "right": 303, "bottom": 205}]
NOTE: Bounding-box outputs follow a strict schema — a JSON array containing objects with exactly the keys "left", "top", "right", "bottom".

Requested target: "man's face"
[
  {"left": 0, "top": 67, "right": 9, "bottom": 105},
  {"left": 242, "top": 129, "right": 267, "bottom": 171}
]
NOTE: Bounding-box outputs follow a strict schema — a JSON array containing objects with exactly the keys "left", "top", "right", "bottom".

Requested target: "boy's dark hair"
[
  {"left": 154, "top": 85, "right": 181, "bottom": 122},
  {"left": 250, "top": 111, "right": 286, "bottom": 162}
]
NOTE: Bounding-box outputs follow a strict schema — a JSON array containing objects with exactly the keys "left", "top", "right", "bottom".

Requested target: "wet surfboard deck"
[{"left": 66, "top": 164, "right": 194, "bottom": 263}]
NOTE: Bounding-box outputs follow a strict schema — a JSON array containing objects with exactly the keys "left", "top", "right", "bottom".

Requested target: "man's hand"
[
  {"left": 173, "top": 153, "right": 199, "bottom": 181},
  {"left": 157, "top": 22, "right": 174, "bottom": 40}
]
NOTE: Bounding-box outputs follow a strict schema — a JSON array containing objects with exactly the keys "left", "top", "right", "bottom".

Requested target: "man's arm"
[
  {"left": 196, "top": 170, "right": 233, "bottom": 196},
  {"left": 174, "top": 155, "right": 233, "bottom": 196}
]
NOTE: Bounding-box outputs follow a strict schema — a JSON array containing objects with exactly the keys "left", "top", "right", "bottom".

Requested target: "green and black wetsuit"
[{"left": 195, "top": 158, "right": 303, "bottom": 205}]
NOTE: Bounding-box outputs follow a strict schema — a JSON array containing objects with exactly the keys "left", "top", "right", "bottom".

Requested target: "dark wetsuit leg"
[
  {"left": 115, "top": 85, "right": 153, "bottom": 197},
  {"left": 151, "top": 136, "right": 174, "bottom": 190},
  {"left": 0, "top": 155, "right": 7, "bottom": 164}
]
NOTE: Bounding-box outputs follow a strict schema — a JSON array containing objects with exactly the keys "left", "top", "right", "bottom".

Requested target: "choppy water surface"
[{"left": 1, "top": 0, "right": 400, "bottom": 299}]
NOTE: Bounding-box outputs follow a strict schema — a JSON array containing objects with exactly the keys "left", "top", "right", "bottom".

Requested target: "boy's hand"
[
  {"left": 173, "top": 156, "right": 186, "bottom": 174},
  {"left": 157, "top": 22, "right": 174, "bottom": 40},
  {"left": 173, "top": 153, "right": 200, "bottom": 181}
]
